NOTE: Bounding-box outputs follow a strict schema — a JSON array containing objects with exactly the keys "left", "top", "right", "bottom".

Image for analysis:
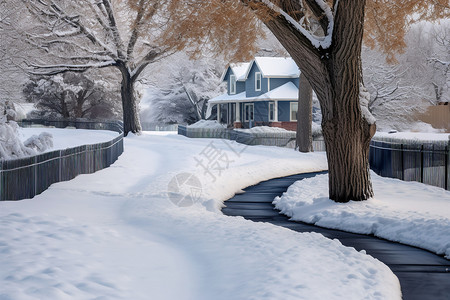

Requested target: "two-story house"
[{"left": 209, "top": 57, "right": 301, "bottom": 130}]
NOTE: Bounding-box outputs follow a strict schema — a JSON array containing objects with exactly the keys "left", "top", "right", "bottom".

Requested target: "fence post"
[
  {"left": 401, "top": 143, "right": 404, "bottom": 181},
  {"left": 445, "top": 144, "right": 448, "bottom": 190},
  {"left": 420, "top": 144, "right": 424, "bottom": 183},
  {"left": 34, "top": 155, "right": 37, "bottom": 197}
]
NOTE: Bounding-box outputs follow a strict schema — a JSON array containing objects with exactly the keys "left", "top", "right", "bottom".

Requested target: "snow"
[
  {"left": 262, "top": 0, "right": 334, "bottom": 49},
  {"left": 257, "top": 81, "right": 299, "bottom": 100},
  {"left": 360, "top": 84, "right": 376, "bottom": 125},
  {"left": 228, "top": 62, "right": 251, "bottom": 81},
  {"left": 0, "top": 132, "right": 402, "bottom": 299},
  {"left": 274, "top": 172, "right": 450, "bottom": 258},
  {"left": 18, "top": 127, "right": 119, "bottom": 152},
  {"left": 374, "top": 131, "right": 449, "bottom": 142},
  {"left": 209, "top": 82, "right": 298, "bottom": 104},
  {"left": 208, "top": 91, "right": 247, "bottom": 104},
  {"left": 235, "top": 126, "right": 294, "bottom": 134},
  {"left": 253, "top": 57, "right": 299, "bottom": 78},
  {"left": 14, "top": 103, "right": 36, "bottom": 120},
  {"left": 188, "top": 120, "right": 226, "bottom": 129}
]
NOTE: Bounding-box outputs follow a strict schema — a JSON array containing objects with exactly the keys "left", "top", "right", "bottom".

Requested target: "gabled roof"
[
  {"left": 257, "top": 81, "right": 298, "bottom": 100},
  {"left": 219, "top": 62, "right": 251, "bottom": 82},
  {"left": 209, "top": 81, "right": 298, "bottom": 104},
  {"left": 244, "top": 57, "right": 300, "bottom": 79}
]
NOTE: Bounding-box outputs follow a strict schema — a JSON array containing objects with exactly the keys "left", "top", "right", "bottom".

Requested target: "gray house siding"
[{"left": 245, "top": 64, "right": 268, "bottom": 97}]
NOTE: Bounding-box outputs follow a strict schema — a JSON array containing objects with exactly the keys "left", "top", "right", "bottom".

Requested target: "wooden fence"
[
  {"left": 369, "top": 137, "right": 449, "bottom": 190},
  {"left": 1, "top": 119, "right": 124, "bottom": 201}
]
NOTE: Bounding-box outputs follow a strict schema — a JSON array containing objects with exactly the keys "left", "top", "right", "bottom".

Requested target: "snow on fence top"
[{"left": 373, "top": 132, "right": 449, "bottom": 146}]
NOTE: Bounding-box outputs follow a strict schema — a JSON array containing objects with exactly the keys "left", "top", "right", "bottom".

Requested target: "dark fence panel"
[
  {"left": 370, "top": 138, "right": 449, "bottom": 190},
  {"left": 1, "top": 119, "right": 124, "bottom": 201},
  {"left": 178, "top": 125, "right": 325, "bottom": 149}
]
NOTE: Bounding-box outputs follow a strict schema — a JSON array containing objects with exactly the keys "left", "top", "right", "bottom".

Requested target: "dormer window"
[
  {"left": 255, "top": 72, "right": 261, "bottom": 91},
  {"left": 230, "top": 75, "right": 236, "bottom": 94}
]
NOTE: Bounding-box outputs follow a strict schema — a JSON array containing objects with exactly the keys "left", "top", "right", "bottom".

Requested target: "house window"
[
  {"left": 230, "top": 75, "right": 236, "bottom": 94},
  {"left": 290, "top": 102, "right": 298, "bottom": 121},
  {"left": 255, "top": 72, "right": 262, "bottom": 91},
  {"left": 244, "top": 103, "right": 254, "bottom": 122},
  {"left": 268, "top": 102, "right": 275, "bottom": 121}
]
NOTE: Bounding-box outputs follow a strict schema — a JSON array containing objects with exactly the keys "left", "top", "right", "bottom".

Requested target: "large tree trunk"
[
  {"left": 259, "top": 0, "right": 375, "bottom": 202},
  {"left": 119, "top": 65, "right": 141, "bottom": 136},
  {"left": 296, "top": 72, "right": 312, "bottom": 152}
]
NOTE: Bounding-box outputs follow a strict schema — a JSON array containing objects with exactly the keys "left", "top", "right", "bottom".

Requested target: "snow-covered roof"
[
  {"left": 245, "top": 57, "right": 300, "bottom": 79},
  {"left": 208, "top": 91, "right": 247, "bottom": 104},
  {"left": 257, "top": 81, "right": 299, "bottom": 100},
  {"left": 220, "top": 62, "right": 251, "bottom": 82},
  {"left": 209, "top": 82, "right": 298, "bottom": 104}
]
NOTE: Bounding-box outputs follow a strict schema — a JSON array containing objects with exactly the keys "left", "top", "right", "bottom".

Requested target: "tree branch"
[{"left": 101, "top": 0, "right": 126, "bottom": 59}]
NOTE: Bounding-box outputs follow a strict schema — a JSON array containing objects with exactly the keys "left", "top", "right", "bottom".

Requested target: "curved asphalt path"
[{"left": 222, "top": 172, "right": 450, "bottom": 300}]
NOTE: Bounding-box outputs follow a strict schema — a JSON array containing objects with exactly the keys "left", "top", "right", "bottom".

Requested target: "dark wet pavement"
[{"left": 222, "top": 172, "right": 450, "bottom": 300}]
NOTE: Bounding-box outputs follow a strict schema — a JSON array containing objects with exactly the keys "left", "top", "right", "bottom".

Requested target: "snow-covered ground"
[
  {"left": 274, "top": 172, "right": 450, "bottom": 258},
  {"left": 18, "top": 127, "right": 119, "bottom": 152},
  {"left": 0, "top": 132, "right": 402, "bottom": 300}
]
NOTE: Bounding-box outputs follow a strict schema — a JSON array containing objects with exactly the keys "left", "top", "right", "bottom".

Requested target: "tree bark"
[
  {"left": 119, "top": 64, "right": 142, "bottom": 136},
  {"left": 60, "top": 94, "right": 70, "bottom": 119},
  {"left": 296, "top": 72, "right": 312, "bottom": 152},
  {"left": 258, "top": 0, "right": 375, "bottom": 202}
]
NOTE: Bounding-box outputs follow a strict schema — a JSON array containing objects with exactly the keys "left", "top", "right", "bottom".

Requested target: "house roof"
[
  {"left": 244, "top": 57, "right": 300, "bottom": 79},
  {"left": 220, "top": 62, "right": 251, "bottom": 82},
  {"left": 209, "top": 81, "right": 298, "bottom": 104}
]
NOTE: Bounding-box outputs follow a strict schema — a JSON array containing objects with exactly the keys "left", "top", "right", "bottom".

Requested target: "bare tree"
[
  {"left": 20, "top": 0, "right": 260, "bottom": 135},
  {"left": 405, "top": 22, "right": 450, "bottom": 105},
  {"left": 23, "top": 72, "right": 120, "bottom": 120},
  {"left": 140, "top": 53, "right": 225, "bottom": 126},
  {"left": 0, "top": 0, "right": 30, "bottom": 102}
]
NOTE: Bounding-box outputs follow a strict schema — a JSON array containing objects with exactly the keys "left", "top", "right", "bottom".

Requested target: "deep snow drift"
[{"left": 0, "top": 131, "right": 401, "bottom": 300}]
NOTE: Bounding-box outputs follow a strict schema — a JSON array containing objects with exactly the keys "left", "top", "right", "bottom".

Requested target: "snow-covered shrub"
[
  {"left": 0, "top": 101, "right": 53, "bottom": 160},
  {"left": 0, "top": 119, "right": 35, "bottom": 160},
  {"left": 24, "top": 132, "right": 53, "bottom": 152},
  {"left": 311, "top": 122, "right": 322, "bottom": 138}
]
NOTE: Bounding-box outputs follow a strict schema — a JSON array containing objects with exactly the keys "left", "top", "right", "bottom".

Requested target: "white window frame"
[
  {"left": 229, "top": 74, "right": 236, "bottom": 95},
  {"left": 255, "top": 72, "right": 262, "bottom": 91},
  {"left": 268, "top": 102, "right": 275, "bottom": 122},
  {"left": 244, "top": 103, "right": 254, "bottom": 122},
  {"left": 290, "top": 102, "right": 298, "bottom": 121}
]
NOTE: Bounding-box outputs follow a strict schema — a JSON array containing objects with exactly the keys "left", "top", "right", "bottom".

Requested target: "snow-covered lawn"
[
  {"left": 0, "top": 132, "right": 401, "bottom": 300},
  {"left": 18, "top": 127, "right": 119, "bottom": 151},
  {"left": 274, "top": 172, "right": 450, "bottom": 259}
]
